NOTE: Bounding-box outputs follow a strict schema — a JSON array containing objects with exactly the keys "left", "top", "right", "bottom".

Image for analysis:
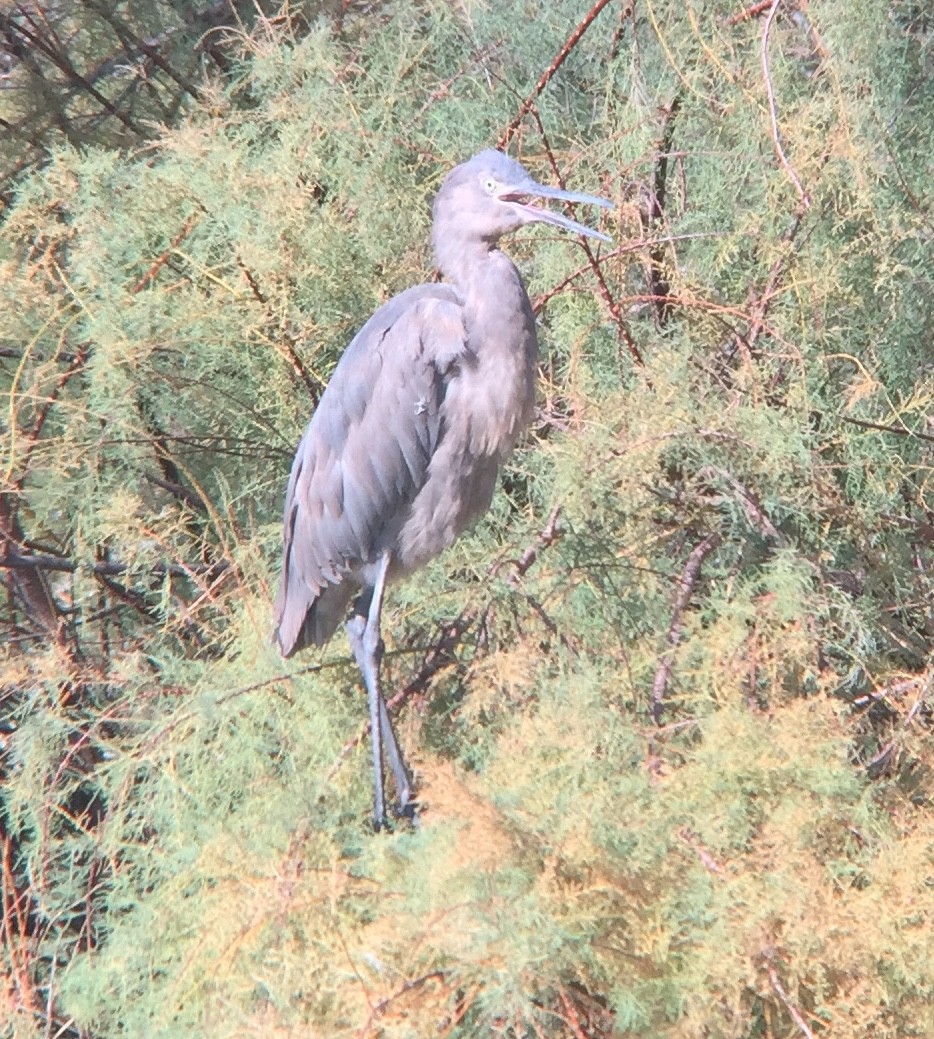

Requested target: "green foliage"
[{"left": 2, "top": 1, "right": 933, "bottom": 1037}]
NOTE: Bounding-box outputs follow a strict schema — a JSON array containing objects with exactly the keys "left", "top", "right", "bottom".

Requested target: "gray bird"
[{"left": 274, "top": 149, "right": 611, "bottom": 829}]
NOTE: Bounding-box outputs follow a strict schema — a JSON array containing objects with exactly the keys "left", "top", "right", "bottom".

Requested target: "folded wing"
[{"left": 274, "top": 284, "right": 467, "bottom": 655}]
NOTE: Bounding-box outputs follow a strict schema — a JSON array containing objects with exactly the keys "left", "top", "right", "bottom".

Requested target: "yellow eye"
[{"left": 483, "top": 177, "right": 497, "bottom": 194}]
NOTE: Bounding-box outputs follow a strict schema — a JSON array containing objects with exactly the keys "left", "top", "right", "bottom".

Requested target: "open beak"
[{"left": 499, "top": 180, "right": 613, "bottom": 242}]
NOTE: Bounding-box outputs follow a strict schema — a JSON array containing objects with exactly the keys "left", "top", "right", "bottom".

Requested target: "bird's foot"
[{"left": 371, "top": 798, "right": 419, "bottom": 833}]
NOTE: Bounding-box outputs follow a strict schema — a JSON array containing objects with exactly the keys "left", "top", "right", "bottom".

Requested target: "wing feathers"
[{"left": 274, "top": 285, "right": 466, "bottom": 654}]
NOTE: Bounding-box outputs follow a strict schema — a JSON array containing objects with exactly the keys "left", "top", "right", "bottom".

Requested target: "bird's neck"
[
  {"left": 433, "top": 235, "right": 518, "bottom": 300},
  {"left": 432, "top": 232, "right": 485, "bottom": 282}
]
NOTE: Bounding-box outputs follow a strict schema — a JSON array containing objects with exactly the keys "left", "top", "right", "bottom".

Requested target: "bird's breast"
[
  {"left": 458, "top": 327, "right": 537, "bottom": 460},
  {"left": 392, "top": 276, "right": 538, "bottom": 574},
  {"left": 454, "top": 266, "right": 539, "bottom": 460}
]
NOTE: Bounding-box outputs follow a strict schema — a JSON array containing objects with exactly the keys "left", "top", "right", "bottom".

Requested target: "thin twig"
[
  {"left": 726, "top": 0, "right": 775, "bottom": 25},
  {"left": 131, "top": 212, "right": 201, "bottom": 294},
  {"left": 696, "top": 466, "right": 783, "bottom": 542},
  {"left": 743, "top": 206, "right": 807, "bottom": 357},
  {"left": 438, "top": 987, "right": 479, "bottom": 1039},
  {"left": 11, "top": 342, "right": 89, "bottom": 493},
  {"left": 532, "top": 116, "right": 643, "bottom": 365},
  {"left": 677, "top": 827, "right": 724, "bottom": 874},
  {"left": 767, "top": 965, "right": 816, "bottom": 1039},
  {"left": 840, "top": 415, "right": 934, "bottom": 446},
  {"left": 6, "top": 11, "right": 143, "bottom": 135},
  {"left": 497, "top": 0, "right": 617, "bottom": 149},
  {"left": 532, "top": 233, "right": 729, "bottom": 312},
  {"left": 82, "top": 0, "right": 202, "bottom": 99},
  {"left": 235, "top": 255, "right": 320, "bottom": 400},
  {"left": 326, "top": 613, "right": 473, "bottom": 781},
  {"left": 761, "top": 0, "right": 809, "bottom": 208},
  {"left": 499, "top": 504, "right": 562, "bottom": 585},
  {"left": 648, "top": 94, "right": 682, "bottom": 328},
  {"left": 651, "top": 532, "right": 721, "bottom": 723},
  {"left": 557, "top": 986, "right": 593, "bottom": 1039},
  {"left": 414, "top": 44, "right": 500, "bottom": 122},
  {"left": 357, "top": 971, "right": 447, "bottom": 1038},
  {"left": 1, "top": 837, "right": 40, "bottom": 1020}
]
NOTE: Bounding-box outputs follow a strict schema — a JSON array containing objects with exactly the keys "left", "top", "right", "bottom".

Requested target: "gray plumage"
[{"left": 273, "top": 149, "right": 611, "bottom": 829}]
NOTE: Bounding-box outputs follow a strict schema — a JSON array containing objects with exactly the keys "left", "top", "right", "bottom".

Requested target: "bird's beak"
[{"left": 499, "top": 180, "right": 613, "bottom": 242}]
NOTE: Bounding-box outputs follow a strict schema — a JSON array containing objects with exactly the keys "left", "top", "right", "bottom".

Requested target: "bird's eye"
[{"left": 482, "top": 177, "right": 498, "bottom": 195}]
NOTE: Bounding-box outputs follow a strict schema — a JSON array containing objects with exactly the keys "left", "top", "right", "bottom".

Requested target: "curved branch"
[{"left": 761, "top": 0, "right": 809, "bottom": 208}]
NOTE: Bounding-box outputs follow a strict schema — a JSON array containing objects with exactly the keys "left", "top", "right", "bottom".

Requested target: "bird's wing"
[{"left": 274, "top": 284, "right": 467, "bottom": 654}]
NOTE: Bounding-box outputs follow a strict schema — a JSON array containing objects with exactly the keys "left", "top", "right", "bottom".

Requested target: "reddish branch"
[
  {"left": 725, "top": 0, "right": 775, "bottom": 24},
  {"left": 557, "top": 986, "right": 593, "bottom": 1039},
  {"left": 533, "top": 118, "right": 643, "bottom": 366},
  {"left": 497, "top": 0, "right": 619, "bottom": 150},
  {"left": 767, "top": 964, "right": 817, "bottom": 1039},
  {"left": 131, "top": 211, "right": 200, "bottom": 294},
  {"left": 651, "top": 532, "right": 721, "bottom": 723},
  {"left": 677, "top": 826, "right": 724, "bottom": 874},
  {"left": 533, "top": 238, "right": 724, "bottom": 313},
  {"left": 358, "top": 970, "right": 447, "bottom": 1037},
  {"left": 581, "top": 236, "right": 643, "bottom": 366},
  {"left": 741, "top": 204, "right": 807, "bottom": 360},
  {"left": 1, "top": 836, "right": 40, "bottom": 1023},
  {"left": 501, "top": 504, "right": 562, "bottom": 585}
]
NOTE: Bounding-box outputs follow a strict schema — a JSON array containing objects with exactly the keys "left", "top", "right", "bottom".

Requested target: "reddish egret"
[{"left": 274, "top": 149, "right": 611, "bottom": 828}]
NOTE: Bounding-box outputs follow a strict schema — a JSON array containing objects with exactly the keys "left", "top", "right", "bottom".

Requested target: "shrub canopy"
[{"left": 1, "top": 1, "right": 933, "bottom": 1036}]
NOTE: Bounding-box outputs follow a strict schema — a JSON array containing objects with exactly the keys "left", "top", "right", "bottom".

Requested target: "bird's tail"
[{"left": 274, "top": 580, "right": 355, "bottom": 657}]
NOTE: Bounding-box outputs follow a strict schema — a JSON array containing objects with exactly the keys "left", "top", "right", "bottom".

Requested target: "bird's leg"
[
  {"left": 378, "top": 693, "right": 414, "bottom": 814},
  {"left": 346, "top": 553, "right": 413, "bottom": 829},
  {"left": 346, "top": 593, "right": 386, "bottom": 829}
]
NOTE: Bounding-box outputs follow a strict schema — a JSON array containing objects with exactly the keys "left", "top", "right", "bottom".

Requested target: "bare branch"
[
  {"left": 80, "top": 0, "right": 202, "bottom": 100},
  {"left": 1, "top": 548, "right": 228, "bottom": 581},
  {"left": 652, "top": 532, "right": 721, "bottom": 723},
  {"left": 840, "top": 415, "right": 934, "bottom": 446},
  {"left": 4, "top": 9, "right": 144, "bottom": 135},
  {"left": 767, "top": 964, "right": 817, "bottom": 1039},
  {"left": 557, "top": 985, "right": 594, "bottom": 1039},
  {"left": 678, "top": 827, "right": 724, "bottom": 874},
  {"left": 696, "top": 466, "right": 784, "bottom": 542},
  {"left": 497, "top": 0, "right": 621, "bottom": 149},
  {"left": 236, "top": 255, "right": 322, "bottom": 401},
  {"left": 500, "top": 504, "right": 563, "bottom": 585},
  {"left": 726, "top": 0, "right": 775, "bottom": 25},
  {"left": 131, "top": 212, "right": 201, "bottom": 294}
]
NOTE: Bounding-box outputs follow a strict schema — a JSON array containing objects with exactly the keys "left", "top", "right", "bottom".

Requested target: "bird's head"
[{"left": 432, "top": 149, "right": 612, "bottom": 253}]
